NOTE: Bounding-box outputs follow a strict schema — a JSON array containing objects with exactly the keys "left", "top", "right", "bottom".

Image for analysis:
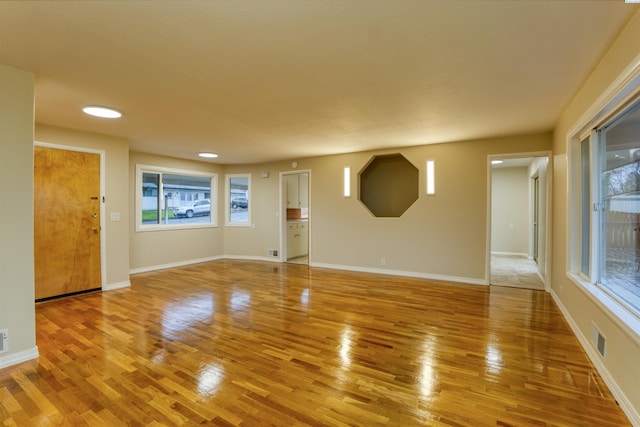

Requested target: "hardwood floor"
[{"left": 0, "top": 260, "right": 630, "bottom": 426}]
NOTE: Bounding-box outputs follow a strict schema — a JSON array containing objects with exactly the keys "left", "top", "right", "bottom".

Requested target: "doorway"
[
  {"left": 34, "top": 144, "right": 105, "bottom": 301},
  {"left": 488, "top": 155, "right": 549, "bottom": 290},
  {"left": 281, "top": 171, "right": 310, "bottom": 265}
]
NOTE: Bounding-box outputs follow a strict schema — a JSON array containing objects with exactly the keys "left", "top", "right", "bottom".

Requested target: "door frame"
[
  {"left": 485, "top": 151, "right": 552, "bottom": 290},
  {"left": 34, "top": 141, "right": 107, "bottom": 289},
  {"left": 279, "top": 169, "right": 311, "bottom": 263},
  {"left": 532, "top": 174, "right": 540, "bottom": 263}
]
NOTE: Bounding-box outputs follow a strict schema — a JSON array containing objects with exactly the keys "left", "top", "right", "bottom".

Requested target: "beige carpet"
[{"left": 491, "top": 254, "right": 545, "bottom": 290}]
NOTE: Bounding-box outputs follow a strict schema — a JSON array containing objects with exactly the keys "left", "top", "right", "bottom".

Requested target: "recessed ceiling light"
[
  {"left": 491, "top": 159, "right": 503, "bottom": 165},
  {"left": 82, "top": 105, "right": 122, "bottom": 119},
  {"left": 198, "top": 152, "right": 218, "bottom": 158}
]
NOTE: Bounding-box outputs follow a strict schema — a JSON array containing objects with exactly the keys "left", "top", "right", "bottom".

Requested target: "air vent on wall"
[{"left": 591, "top": 323, "right": 606, "bottom": 358}]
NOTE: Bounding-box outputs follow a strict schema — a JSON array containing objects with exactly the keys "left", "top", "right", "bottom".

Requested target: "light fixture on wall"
[
  {"left": 426, "top": 160, "right": 435, "bottom": 195},
  {"left": 344, "top": 167, "right": 351, "bottom": 197},
  {"left": 82, "top": 105, "right": 122, "bottom": 119},
  {"left": 198, "top": 152, "right": 218, "bottom": 159}
]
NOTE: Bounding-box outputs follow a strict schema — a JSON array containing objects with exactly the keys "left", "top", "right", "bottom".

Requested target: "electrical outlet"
[{"left": 380, "top": 258, "right": 386, "bottom": 266}]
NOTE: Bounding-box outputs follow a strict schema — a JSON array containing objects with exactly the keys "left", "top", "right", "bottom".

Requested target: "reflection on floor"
[
  {"left": 491, "top": 254, "right": 545, "bottom": 290},
  {"left": 287, "top": 256, "right": 308, "bottom": 265}
]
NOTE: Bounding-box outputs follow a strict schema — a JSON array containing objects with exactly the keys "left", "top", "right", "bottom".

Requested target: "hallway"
[{"left": 491, "top": 254, "right": 545, "bottom": 290}]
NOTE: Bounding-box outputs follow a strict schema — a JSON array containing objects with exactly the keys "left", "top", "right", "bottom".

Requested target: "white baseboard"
[
  {"left": 131, "top": 256, "right": 486, "bottom": 287},
  {"left": 310, "top": 262, "right": 487, "bottom": 286},
  {"left": 550, "top": 290, "right": 640, "bottom": 426},
  {"left": 491, "top": 251, "right": 529, "bottom": 258},
  {"left": 224, "top": 255, "right": 281, "bottom": 263},
  {"left": 129, "top": 256, "right": 224, "bottom": 275},
  {"left": 0, "top": 346, "right": 39, "bottom": 369},
  {"left": 102, "top": 280, "right": 131, "bottom": 291}
]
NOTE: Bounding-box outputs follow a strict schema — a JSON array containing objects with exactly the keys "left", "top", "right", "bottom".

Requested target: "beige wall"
[
  {"left": 129, "top": 151, "right": 224, "bottom": 270},
  {"left": 491, "top": 167, "right": 529, "bottom": 255},
  {"left": 552, "top": 10, "right": 640, "bottom": 422},
  {"left": 35, "top": 124, "right": 131, "bottom": 288},
  {"left": 313, "top": 135, "right": 551, "bottom": 282},
  {"left": 0, "top": 65, "right": 37, "bottom": 366},
  {"left": 219, "top": 134, "right": 551, "bottom": 283},
  {"left": 222, "top": 162, "right": 294, "bottom": 258}
]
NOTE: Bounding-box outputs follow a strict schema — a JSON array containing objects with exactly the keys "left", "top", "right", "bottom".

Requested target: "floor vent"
[
  {"left": 591, "top": 324, "right": 606, "bottom": 358},
  {"left": 0, "top": 329, "right": 8, "bottom": 354}
]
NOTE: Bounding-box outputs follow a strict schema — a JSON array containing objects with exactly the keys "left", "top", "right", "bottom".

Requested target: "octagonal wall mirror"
[{"left": 358, "top": 153, "right": 419, "bottom": 217}]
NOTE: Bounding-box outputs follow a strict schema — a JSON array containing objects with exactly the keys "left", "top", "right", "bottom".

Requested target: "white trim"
[
  {"left": 34, "top": 142, "right": 107, "bottom": 289},
  {"left": 490, "top": 251, "right": 529, "bottom": 257},
  {"left": 130, "top": 255, "right": 487, "bottom": 286},
  {"left": 551, "top": 289, "right": 640, "bottom": 426},
  {"left": 568, "top": 52, "right": 640, "bottom": 140},
  {"left": 129, "top": 256, "right": 224, "bottom": 275},
  {"left": 135, "top": 164, "right": 218, "bottom": 232},
  {"left": 0, "top": 346, "right": 39, "bottom": 370},
  {"left": 102, "top": 280, "right": 131, "bottom": 291},
  {"left": 564, "top": 53, "right": 640, "bottom": 335},
  {"left": 279, "top": 170, "right": 312, "bottom": 264},
  {"left": 225, "top": 173, "right": 251, "bottom": 227},
  {"left": 310, "top": 262, "right": 488, "bottom": 286},
  {"left": 566, "top": 273, "right": 640, "bottom": 348},
  {"left": 224, "top": 255, "right": 281, "bottom": 263},
  {"left": 486, "top": 151, "right": 552, "bottom": 292}
]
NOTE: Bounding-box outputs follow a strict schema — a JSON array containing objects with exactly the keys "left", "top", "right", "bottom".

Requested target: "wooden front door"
[{"left": 34, "top": 146, "right": 102, "bottom": 300}]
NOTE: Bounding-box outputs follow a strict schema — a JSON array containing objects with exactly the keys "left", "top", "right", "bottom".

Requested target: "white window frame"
[
  {"left": 225, "top": 173, "right": 251, "bottom": 227},
  {"left": 566, "top": 54, "right": 640, "bottom": 339},
  {"left": 135, "top": 164, "right": 218, "bottom": 232}
]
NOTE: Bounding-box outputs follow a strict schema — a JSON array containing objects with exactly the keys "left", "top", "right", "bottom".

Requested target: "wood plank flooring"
[{"left": 0, "top": 260, "right": 630, "bottom": 426}]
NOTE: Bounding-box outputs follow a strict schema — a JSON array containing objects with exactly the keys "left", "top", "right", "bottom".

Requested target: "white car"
[{"left": 173, "top": 199, "right": 211, "bottom": 218}]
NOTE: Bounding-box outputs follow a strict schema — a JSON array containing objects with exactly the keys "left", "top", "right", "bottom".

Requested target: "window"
[
  {"left": 572, "top": 100, "right": 640, "bottom": 316},
  {"left": 225, "top": 174, "right": 250, "bottom": 226},
  {"left": 598, "top": 104, "right": 640, "bottom": 313},
  {"left": 136, "top": 165, "right": 217, "bottom": 231}
]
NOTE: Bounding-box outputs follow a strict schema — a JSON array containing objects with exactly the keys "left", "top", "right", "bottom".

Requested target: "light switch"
[{"left": 110, "top": 212, "right": 121, "bottom": 222}]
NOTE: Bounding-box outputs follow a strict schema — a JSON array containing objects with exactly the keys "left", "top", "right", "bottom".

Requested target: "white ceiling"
[{"left": 0, "top": 1, "right": 637, "bottom": 164}]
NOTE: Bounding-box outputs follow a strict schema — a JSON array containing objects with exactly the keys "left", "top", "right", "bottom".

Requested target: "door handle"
[{"left": 92, "top": 227, "right": 100, "bottom": 233}]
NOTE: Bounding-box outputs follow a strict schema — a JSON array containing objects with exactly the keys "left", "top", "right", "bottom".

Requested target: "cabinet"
[
  {"left": 286, "top": 173, "right": 308, "bottom": 208},
  {"left": 287, "top": 221, "right": 308, "bottom": 259}
]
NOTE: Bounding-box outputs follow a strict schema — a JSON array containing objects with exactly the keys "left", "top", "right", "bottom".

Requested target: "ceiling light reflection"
[
  {"left": 197, "top": 363, "right": 225, "bottom": 397},
  {"left": 419, "top": 335, "right": 438, "bottom": 399},
  {"left": 231, "top": 291, "right": 250, "bottom": 311},
  {"left": 485, "top": 343, "right": 503, "bottom": 377},
  {"left": 162, "top": 295, "right": 214, "bottom": 337},
  {"left": 339, "top": 326, "right": 353, "bottom": 369}
]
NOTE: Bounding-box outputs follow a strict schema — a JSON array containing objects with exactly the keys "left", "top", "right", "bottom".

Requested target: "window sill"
[
  {"left": 136, "top": 223, "right": 218, "bottom": 232},
  {"left": 567, "top": 272, "right": 640, "bottom": 347}
]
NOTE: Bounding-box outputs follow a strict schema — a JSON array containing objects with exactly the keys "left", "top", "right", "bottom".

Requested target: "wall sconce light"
[
  {"left": 426, "top": 160, "right": 435, "bottom": 195},
  {"left": 344, "top": 167, "right": 351, "bottom": 197}
]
